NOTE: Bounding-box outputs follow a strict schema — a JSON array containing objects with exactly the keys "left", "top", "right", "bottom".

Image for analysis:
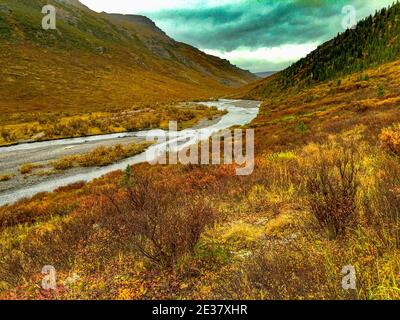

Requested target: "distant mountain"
[
  {"left": 255, "top": 71, "right": 277, "bottom": 78},
  {"left": 238, "top": 2, "right": 400, "bottom": 100},
  {"left": 0, "top": 0, "right": 257, "bottom": 116}
]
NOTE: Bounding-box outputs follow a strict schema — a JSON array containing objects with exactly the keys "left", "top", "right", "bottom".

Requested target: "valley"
[
  {"left": 0, "top": 99, "right": 260, "bottom": 206},
  {"left": 0, "top": 0, "right": 256, "bottom": 145},
  {"left": 1, "top": 0, "right": 400, "bottom": 301}
]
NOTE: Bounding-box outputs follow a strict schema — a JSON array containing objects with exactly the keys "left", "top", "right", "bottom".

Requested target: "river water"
[{"left": 0, "top": 99, "right": 259, "bottom": 206}]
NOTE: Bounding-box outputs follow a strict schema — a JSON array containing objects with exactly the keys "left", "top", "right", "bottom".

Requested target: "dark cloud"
[{"left": 147, "top": 0, "right": 394, "bottom": 71}]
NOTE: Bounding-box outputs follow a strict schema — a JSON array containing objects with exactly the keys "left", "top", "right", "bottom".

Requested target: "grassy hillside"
[
  {"left": 0, "top": 0, "right": 256, "bottom": 144},
  {"left": 237, "top": 1, "right": 400, "bottom": 101}
]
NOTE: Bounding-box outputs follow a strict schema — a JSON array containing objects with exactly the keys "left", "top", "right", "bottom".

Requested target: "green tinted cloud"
[{"left": 148, "top": 0, "right": 393, "bottom": 70}]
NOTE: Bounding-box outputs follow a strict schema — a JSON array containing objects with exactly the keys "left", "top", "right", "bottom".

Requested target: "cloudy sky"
[{"left": 80, "top": 0, "right": 394, "bottom": 73}]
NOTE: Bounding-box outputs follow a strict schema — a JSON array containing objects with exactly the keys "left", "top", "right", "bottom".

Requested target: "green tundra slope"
[{"left": 237, "top": 1, "right": 400, "bottom": 101}]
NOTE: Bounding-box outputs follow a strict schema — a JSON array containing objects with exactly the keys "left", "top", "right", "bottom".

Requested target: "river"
[{"left": 0, "top": 99, "right": 260, "bottom": 206}]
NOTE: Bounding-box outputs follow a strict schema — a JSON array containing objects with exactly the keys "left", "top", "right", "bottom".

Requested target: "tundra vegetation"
[
  {"left": 0, "top": 174, "right": 13, "bottom": 182},
  {"left": 49, "top": 142, "right": 152, "bottom": 170},
  {"left": 0, "top": 104, "right": 226, "bottom": 146},
  {"left": 1, "top": 58, "right": 400, "bottom": 299},
  {"left": 0, "top": 142, "right": 152, "bottom": 183}
]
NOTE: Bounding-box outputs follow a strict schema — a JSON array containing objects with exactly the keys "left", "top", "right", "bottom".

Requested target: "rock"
[{"left": 32, "top": 132, "right": 46, "bottom": 140}]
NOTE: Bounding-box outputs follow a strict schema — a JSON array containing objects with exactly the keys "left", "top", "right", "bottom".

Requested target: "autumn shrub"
[
  {"left": 101, "top": 173, "right": 215, "bottom": 269},
  {"left": 380, "top": 123, "right": 400, "bottom": 156},
  {"left": 54, "top": 181, "right": 86, "bottom": 193},
  {"left": 377, "top": 84, "right": 385, "bottom": 97},
  {"left": 0, "top": 129, "right": 16, "bottom": 142},
  {"left": 221, "top": 227, "right": 400, "bottom": 300},
  {"left": 51, "top": 156, "right": 76, "bottom": 170},
  {"left": 304, "top": 141, "right": 360, "bottom": 239},
  {"left": 19, "top": 163, "right": 42, "bottom": 175},
  {"left": 0, "top": 103, "right": 224, "bottom": 146},
  {"left": 50, "top": 142, "right": 150, "bottom": 170},
  {"left": 221, "top": 139, "right": 400, "bottom": 300},
  {"left": 216, "top": 145, "right": 400, "bottom": 300},
  {"left": 0, "top": 197, "right": 79, "bottom": 230},
  {"left": 0, "top": 174, "right": 13, "bottom": 182}
]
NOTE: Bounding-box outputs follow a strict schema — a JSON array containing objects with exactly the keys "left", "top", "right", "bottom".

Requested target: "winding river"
[{"left": 0, "top": 99, "right": 260, "bottom": 206}]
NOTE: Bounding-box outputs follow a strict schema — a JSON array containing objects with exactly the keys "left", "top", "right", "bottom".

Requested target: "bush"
[
  {"left": 380, "top": 123, "right": 400, "bottom": 157},
  {"left": 51, "top": 156, "right": 75, "bottom": 170},
  {"left": 297, "top": 121, "right": 307, "bottom": 135},
  {"left": 377, "top": 84, "right": 385, "bottom": 97},
  {"left": 18, "top": 163, "right": 42, "bottom": 175},
  {"left": 305, "top": 142, "right": 360, "bottom": 239},
  {"left": 102, "top": 173, "right": 215, "bottom": 268},
  {"left": 0, "top": 174, "right": 13, "bottom": 182},
  {"left": 0, "top": 129, "right": 12, "bottom": 142}
]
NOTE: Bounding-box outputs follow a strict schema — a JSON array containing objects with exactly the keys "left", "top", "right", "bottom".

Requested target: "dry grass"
[
  {"left": 18, "top": 163, "right": 43, "bottom": 175},
  {"left": 0, "top": 103, "right": 225, "bottom": 146},
  {"left": 213, "top": 131, "right": 400, "bottom": 300},
  {"left": 0, "top": 174, "right": 13, "bottom": 182},
  {"left": 50, "top": 142, "right": 151, "bottom": 170}
]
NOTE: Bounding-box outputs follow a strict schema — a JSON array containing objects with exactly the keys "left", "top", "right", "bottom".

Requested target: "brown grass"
[
  {"left": 0, "top": 174, "right": 13, "bottom": 182},
  {"left": 380, "top": 123, "right": 400, "bottom": 156},
  {"left": 50, "top": 142, "right": 151, "bottom": 170},
  {"left": 18, "top": 163, "right": 43, "bottom": 175},
  {"left": 0, "top": 102, "right": 225, "bottom": 146}
]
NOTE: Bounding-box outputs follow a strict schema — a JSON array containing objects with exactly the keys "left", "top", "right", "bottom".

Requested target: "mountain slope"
[
  {"left": 237, "top": 2, "right": 400, "bottom": 101},
  {"left": 0, "top": 0, "right": 256, "bottom": 124},
  {"left": 255, "top": 71, "right": 277, "bottom": 78}
]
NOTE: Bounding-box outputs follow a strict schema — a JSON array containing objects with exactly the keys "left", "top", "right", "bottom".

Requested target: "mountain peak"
[
  {"left": 55, "top": 0, "right": 87, "bottom": 9},
  {"left": 105, "top": 13, "right": 169, "bottom": 38},
  {"left": 106, "top": 14, "right": 157, "bottom": 28}
]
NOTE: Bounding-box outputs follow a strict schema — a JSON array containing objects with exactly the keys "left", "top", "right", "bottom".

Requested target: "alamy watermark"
[
  {"left": 42, "top": 5, "right": 56, "bottom": 30},
  {"left": 342, "top": 5, "right": 357, "bottom": 30},
  {"left": 41, "top": 265, "right": 57, "bottom": 290},
  {"left": 341, "top": 265, "right": 357, "bottom": 290},
  {"left": 41, "top": 265, "right": 80, "bottom": 291}
]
